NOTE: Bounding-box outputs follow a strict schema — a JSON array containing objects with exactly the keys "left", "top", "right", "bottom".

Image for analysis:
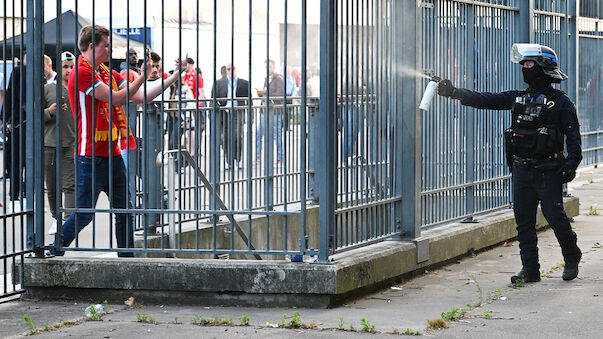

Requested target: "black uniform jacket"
[{"left": 452, "top": 86, "right": 582, "bottom": 171}]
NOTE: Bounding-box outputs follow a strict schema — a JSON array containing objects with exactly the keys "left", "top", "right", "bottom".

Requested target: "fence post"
[
  {"left": 566, "top": 0, "right": 579, "bottom": 104},
  {"left": 464, "top": 4, "right": 476, "bottom": 223},
  {"left": 25, "top": 0, "right": 45, "bottom": 256},
  {"left": 318, "top": 0, "right": 336, "bottom": 262},
  {"left": 394, "top": 0, "right": 422, "bottom": 240},
  {"left": 519, "top": 0, "right": 535, "bottom": 43}
]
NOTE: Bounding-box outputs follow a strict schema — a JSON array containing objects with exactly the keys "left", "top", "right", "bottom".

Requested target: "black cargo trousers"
[
  {"left": 448, "top": 87, "right": 583, "bottom": 272},
  {"left": 512, "top": 164, "right": 581, "bottom": 270}
]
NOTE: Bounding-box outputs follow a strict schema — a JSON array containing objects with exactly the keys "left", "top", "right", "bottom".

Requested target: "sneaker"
[
  {"left": 48, "top": 219, "right": 58, "bottom": 235},
  {"left": 511, "top": 267, "right": 541, "bottom": 284}
]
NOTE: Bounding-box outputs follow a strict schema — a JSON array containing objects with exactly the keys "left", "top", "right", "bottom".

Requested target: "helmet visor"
[{"left": 510, "top": 43, "right": 542, "bottom": 63}]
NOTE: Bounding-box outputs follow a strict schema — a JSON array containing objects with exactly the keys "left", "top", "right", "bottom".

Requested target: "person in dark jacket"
[
  {"left": 2, "top": 57, "right": 26, "bottom": 209},
  {"left": 212, "top": 63, "right": 249, "bottom": 169},
  {"left": 437, "top": 44, "right": 582, "bottom": 283}
]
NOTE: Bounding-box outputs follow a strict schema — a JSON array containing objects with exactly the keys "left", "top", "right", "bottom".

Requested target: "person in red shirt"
[
  {"left": 51, "top": 25, "right": 184, "bottom": 256},
  {"left": 182, "top": 57, "right": 206, "bottom": 107}
]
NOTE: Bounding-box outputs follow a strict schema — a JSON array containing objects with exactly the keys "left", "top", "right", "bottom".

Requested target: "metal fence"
[{"left": 2, "top": 0, "right": 603, "bottom": 301}]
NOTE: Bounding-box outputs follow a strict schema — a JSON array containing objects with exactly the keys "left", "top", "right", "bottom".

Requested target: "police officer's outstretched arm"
[{"left": 437, "top": 79, "right": 519, "bottom": 110}]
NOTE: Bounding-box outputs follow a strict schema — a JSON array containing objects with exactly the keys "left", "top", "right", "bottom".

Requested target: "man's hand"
[
  {"left": 48, "top": 103, "right": 57, "bottom": 115},
  {"left": 256, "top": 88, "right": 265, "bottom": 97},
  {"left": 558, "top": 165, "right": 576, "bottom": 183},
  {"left": 438, "top": 79, "right": 456, "bottom": 97},
  {"left": 143, "top": 57, "right": 153, "bottom": 79}
]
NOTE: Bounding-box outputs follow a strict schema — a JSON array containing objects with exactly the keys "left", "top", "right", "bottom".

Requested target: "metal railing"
[{"left": 1, "top": 1, "right": 603, "bottom": 299}]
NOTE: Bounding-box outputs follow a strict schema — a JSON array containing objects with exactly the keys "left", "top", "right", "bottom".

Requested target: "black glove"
[
  {"left": 557, "top": 165, "right": 576, "bottom": 183},
  {"left": 438, "top": 79, "right": 456, "bottom": 97}
]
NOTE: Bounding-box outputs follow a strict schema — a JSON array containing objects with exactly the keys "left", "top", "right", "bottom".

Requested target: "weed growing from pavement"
[
  {"left": 588, "top": 205, "right": 600, "bottom": 215},
  {"left": 488, "top": 289, "right": 504, "bottom": 302},
  {"left": 468, "top": 274, "right": 484, "bottom": 307},
  {"left": 349, "top": 324, "right": 357, "bottom": 331},
  {"left": 441, "top": 308, "right": 464, "bottom": 321},
  {"left": 426, "top": 318, "right": 448, "bottom": 330},
  {"left": 23, "top": 315, "right": 36, "bottom": 334},
  {"left": 483, "top": 310, "right": 493, "bottom": 319},
  {"left": 360, "top": 317, "right": 376, "bottom": 333},
  {"left": 136, "top": 312, "right": 155, "bottom": 324},
  {"left": 191, "top": 315, "right": 232, "bottom": 326},
  {"left": 87, "top": 304, "right": 103, "bottom": 321},
  {"left": 241, "top": 314, "right": 250, "bottom": 326},
  {"left": 278, "top": 312, "right": 302, "bottom": 328},
  {"left": 514, "top": 278, "right": 526, "bottom": 287},
  {"left": 338, "top": 317, "right": 345, "bottom": 330},
  {"left": 173, "top": 317, "right": 179, "bottom": 324},
  {"left": 403, "top": 328, "right": 422, "bottom": 335}
]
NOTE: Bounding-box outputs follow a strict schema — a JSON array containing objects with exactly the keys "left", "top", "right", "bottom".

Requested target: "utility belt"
[{"left": 511, "top": 152, "right": 565, "bottom": 170}]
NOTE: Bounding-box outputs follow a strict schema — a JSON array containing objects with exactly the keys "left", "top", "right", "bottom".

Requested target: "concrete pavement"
[{"left": 1, "top": 165, "right": 602, "bottom": 338}]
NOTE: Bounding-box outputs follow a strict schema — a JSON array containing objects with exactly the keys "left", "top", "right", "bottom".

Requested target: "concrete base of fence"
[{"left": 21, "top": 197, "right": 578, "bottom": 308}]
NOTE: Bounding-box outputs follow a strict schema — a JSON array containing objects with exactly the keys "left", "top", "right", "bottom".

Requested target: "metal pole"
[
  {"left": 397, "top": 0, "right": 422, "bottom": 239},
  {"left": 318, "top": 0, "right": 336, "bottom": 262}
]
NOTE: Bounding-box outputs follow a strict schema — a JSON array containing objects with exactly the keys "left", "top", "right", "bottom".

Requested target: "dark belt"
[
  {"left": 512, "top": 155, "right": 536, "bottom": 168},
  {"left": 512, "top": 152, "right": 564, "bottom": 169}
]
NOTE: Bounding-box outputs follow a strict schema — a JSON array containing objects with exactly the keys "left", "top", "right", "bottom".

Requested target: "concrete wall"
[
  {"left": 135, "top": 206, "right": 320, "bottom": 260},
  {"left": 22, "top": 197, "right": 579, "bottom": 307}
]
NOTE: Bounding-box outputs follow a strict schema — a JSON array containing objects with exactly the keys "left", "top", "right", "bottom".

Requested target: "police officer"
[{"left": 437, "top": 44, "right": 582, "bottom": 283}]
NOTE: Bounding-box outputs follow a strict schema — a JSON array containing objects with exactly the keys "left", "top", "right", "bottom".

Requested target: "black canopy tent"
[{"left": 0, "top": 10, "right": 146, "bottom": 65}]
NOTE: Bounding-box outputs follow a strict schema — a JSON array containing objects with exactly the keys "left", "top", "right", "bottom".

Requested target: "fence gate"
[{"left": 1, "top": 0, "right": 44, "bottom": 301}]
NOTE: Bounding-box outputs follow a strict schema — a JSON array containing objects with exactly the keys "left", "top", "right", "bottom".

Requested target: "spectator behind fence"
[
  {"left": 182, "top": 57, "right": 206, "bottom": 107},
  {"left": 44, "top": 55, "right": 57, "bottom": 84},
  {"left": 255, "top": 59, "right": 285, "bottom": 166},
  {"left": 211, "top": 63, "right": 249, "bottom": 170},
  {"left": 2, "top": 54, "right": 26, "bottom": 212},
  {"left": 120, "top": 47, "right": 141, "bottom": 83},
  {"left": 51, "top": 25, "right": 184, "bottom": 256},
  {"left": 42, "top": 51, "right": 76, "bottom": 235}
]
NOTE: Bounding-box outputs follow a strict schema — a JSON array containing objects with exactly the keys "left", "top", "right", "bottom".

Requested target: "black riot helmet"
[{"left": 511, "top": 43, "right": 568, "bottom": 83}]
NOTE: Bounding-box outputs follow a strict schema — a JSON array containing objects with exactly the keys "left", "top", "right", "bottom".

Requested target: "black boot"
[
  {"left": 511, "top": 267, "right": 541, "bottom": 283},
  {"left": 562, "top": 250, "right": 582, "bottom": 280},
  {"left": 562, "top": 261, "right": 579, "bottom": 281}
]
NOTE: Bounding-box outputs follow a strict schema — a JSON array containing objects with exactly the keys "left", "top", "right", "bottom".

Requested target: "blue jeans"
[
  {"left": 121, "top": 148, "right": 137, "bottom": 209},
  {"left": 54, "top": 156, "right": 135, "bottom": 257},
  {"left": 255, "top": 110, "right": 283, "bottom": 161}
]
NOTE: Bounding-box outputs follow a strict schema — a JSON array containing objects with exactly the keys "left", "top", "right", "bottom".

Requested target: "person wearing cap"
[
  {"left": 42, "top": 51, "right": 76, "bottom": 234},
  {"left": 437, "top": 44, "right": 582, "bottom": 283}
]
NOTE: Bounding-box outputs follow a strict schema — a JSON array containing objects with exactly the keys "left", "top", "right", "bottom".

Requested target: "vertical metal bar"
[
  {"left": 247, "top": 0, "right": 253, "bottom": 252},
  {"left": 567, "top": 0, "right": 579, "bottom": 103},
  {"left": 211, "top": 0, "right": 218, "bottom": 253},
  {"left": 465, "top": 3, "right": 475, "bottom": 221},
  {"left": 519, "top": 1, "right": 535, "bottom": 48},
  {"left": 55, "top": 0, "right": 63, "bottom": 237},
  {"left": 398, "top": 0, "right": 421, "bottom": 239},
  {"left": 283, "top": 0, "right": 288, "bottom": 252},
  {"left": 108, "top": 0, "right": 114, "bottom": 250},
  {"left": 319, "top": 0, "right": 337, "bottom": 261},
  {"left": 24, "top": 0, "right": 35, "bottom": 252},
  {"left": 300, "top": 0, "right": 307, "bottom": 254},
  {"left": 265, "top": 0, "right": 271, "bottom": 251}
]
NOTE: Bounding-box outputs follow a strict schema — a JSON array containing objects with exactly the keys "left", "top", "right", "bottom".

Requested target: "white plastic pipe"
[{"left": 419, "top": 80, "right": 438, "bottom": 111}]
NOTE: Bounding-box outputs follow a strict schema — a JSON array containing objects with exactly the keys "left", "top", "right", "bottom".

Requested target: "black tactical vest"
[{"left": 504, "top": 89, "right": 565, "bottom": 169}]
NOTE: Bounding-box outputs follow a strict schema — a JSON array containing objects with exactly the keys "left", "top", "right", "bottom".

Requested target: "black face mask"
[{"left": 522, "top": 66, "right": 542, "bottom": 85}]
